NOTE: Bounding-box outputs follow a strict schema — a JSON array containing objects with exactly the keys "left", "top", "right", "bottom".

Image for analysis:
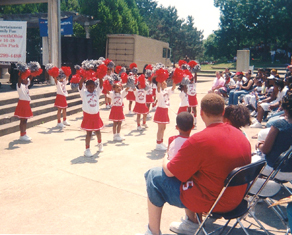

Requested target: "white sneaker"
[
  {"left": 143, "top": 123, "right": 149, "bottom": 128},
  {"left": 113, "top": 134, "right": 118, "bottom": 141},
  {"left": 169, "top": 215, "right": 199, "bottom": 235},
  {"left": 137, "top": 126, "right": 143, "bottom": 131},
  {"left": 19, "top": 135, "right": 32, "bottom": 141},
  {"left": 57, "top": 123, "right": 65, "bottom": 129},
  {"left": 128, "top": 110, "right": 133, "bottom": 114},
  {"left": 156, "top": 143, "right": 167, "bottom": 151},
  {"left": 250, "top": 121, "right": 262, "bottom": 128},
  {"left": 84, "top": 148, "right": 93, "bottom": 157},
  {"left": 152, "top": 106, "right": 157, "bottom": 111},
  {"left": 63, "top": 120, "right": 70, "bottom": 126},
  {"left": 98, "top": 143, "right": 103, "bottom": 152},
  {"left": 106, "top": 105, "right": 111, "bottom": 109},
  {"left": 147, "top": 113, "right": 152, "bottom": 118},
  {"left": 116, "top": 134, "right": 125, "bottom": 141},
  {"left": 135, "top": 225, "right": 162, "bottom": 235}
]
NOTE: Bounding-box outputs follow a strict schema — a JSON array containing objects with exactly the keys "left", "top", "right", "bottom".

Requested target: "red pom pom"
[
  {"left": 178, "top": 60, "right": 187, "bottom": 67},
  {"left": 90, "top": 76, "right": 98, "bottom": 81},
  {"left": 20, "top": 69, "right": 31, "bottom": 80},
  {"left": 104, "top": 58, "right": 111, "bottom": 66},
  {"left": 76, "top": 68, "right": 86, "bottom": 78},
  {"left": 121, "top": 72, "right": 128, "bottom": 83},
  {"left": 96, "top": 64, "right": 107, "bottom": 79},
  {"left": 130, "top": 63, "right": 137, "bottom": 70},
  {"left": 138, "top": 74, "right": 146, "bottom": 88},
  {"left": 155, "top": 68, "right": 169, "bottom": 83},
  {"left": 145, "top": 64, "right": 153, "bottom": 70},
  {"left": 61, "top": 66, "right": 72, "bottom": 76},
  {"left": 172, "top": 68, "right": 184, "bottom": 84},
  {"left": 183, "top": 70, "right": 193, "bottom": 79},
  {"left": 31, "top": 68, "right": 43, "bottom": 77},
  {"left": 188, "top": 60, "right": 198, "bottom": 68},
  {"left": 70, "top": 74, "right": 81, "bottom": 83},
  {"left": 115, "top": 65, "right": 122, "bottom": 74},
  {"left": 103, "top": 79, "right": 112, "bottom": 91},
  {"left": 48, "top": 66, "right": 59, "bottom": 77}
]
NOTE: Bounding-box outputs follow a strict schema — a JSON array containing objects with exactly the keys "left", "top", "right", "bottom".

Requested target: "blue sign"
[{"left": 39, "top": 16, "right": 73, "bottom": 37}]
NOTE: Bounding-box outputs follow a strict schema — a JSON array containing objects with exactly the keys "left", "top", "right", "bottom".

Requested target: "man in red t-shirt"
[{"left": 137, "top": 93, "right": 251, "bottom": 235}]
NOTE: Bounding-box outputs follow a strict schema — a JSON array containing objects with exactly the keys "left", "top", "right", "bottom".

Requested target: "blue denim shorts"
[{"left": 144, "top": 166, "right": 186, "bottom": 208}]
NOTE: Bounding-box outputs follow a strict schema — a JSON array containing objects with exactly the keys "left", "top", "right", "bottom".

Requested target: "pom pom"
[
  {"left": 126, "top": 76, "right": 135, "bottom": 89},
  {"left": 191, "top": 64, "right": 201, "bottom": 73},
  {"left": 172, "top": 68, "right": 184, "bottom": 84},
  {"left": 115, "top": 65, "right": 122, "bottom": 74},
  {"left": 183, "top": 70, "right": 193, "bottom": 79},
  {"left": 57, "top": 69, "right": 66, "bottom": 80},
  {"left": 111, "top": 74, "right": 121, "bottom": 83},
  {"left": 188, "top": 60, "right": 198, "bottom": 68},
  {"left": 104, "top": 58, "right": 111, "bottom": 66},
  {"left": 74, "top": 65, "right": 81, "bottom": 71},
  {"left": 16, "top": 62, "right": 28, "bottom": 73},
  {"left": 76, "top": 68, "right": 86, "bottom": 78},
  {"left": 27, "top": 61, "right": 41, "bottom": 72},
  {"left": 121, "top": 72, "right": 128, "bottom": 83},
  {"left": 31, "top": 68, "right": 43, "bottom": 77},
  {"left": 70, "top": 74, "right": 81, "bottom": 84},
  {"left": 130, "top": 63, "right": 137, "bottom": 70},
  {"left": 96, "top": 64, "right": 107, "bottom": 79},
  {"left": 179, "top": 60, "right": 187, "bottom": 67},
  {"left": 20, "top": 69, "right": 31, "bottom": 80},
  {"left": 48, "top": 66, "right": 59, "bottom": 77},
  {"left": 61, "top": 66, "right": 72, "bottom": 76},
  {"left": 103, "top": 79, "right": 112, "bottom": 91},
  {"left": 181, "top": 76, "right": 190, "bottom": 86},
  {"left": 145, "top": 64, "right": 153, "bottom": 71},
  {"left": 138, "top": 74, "right": 146, "bottom": 89},
  {"left": 155, "top": 68, "right": 169, "bottom": 83},
  {"left": 45, "top": 63, "right": 54, "bottom": 72}
]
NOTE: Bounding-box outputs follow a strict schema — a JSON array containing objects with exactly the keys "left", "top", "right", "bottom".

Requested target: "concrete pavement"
[{"left": 0, "top": 77, "right": 289, "bottom": 235}]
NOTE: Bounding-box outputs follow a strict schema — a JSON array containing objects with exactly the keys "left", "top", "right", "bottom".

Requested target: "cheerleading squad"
[{"left": 13, "top": 58, "right": 201, "bottom": 157}]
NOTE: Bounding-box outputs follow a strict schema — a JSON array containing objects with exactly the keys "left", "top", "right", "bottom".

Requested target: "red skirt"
[
  {"left": 133, "top": 102, "right": 149, "bottom": 114},
  {"left": 14, "top": 100, "right": 33, "bottom": 119},
  {"left": 109, "top": 106, "right": 125, "bottom": 121},
  {"left": 177, "top": 106, "right": 188, "bottom": 114},
  {"left": 154, "top": 107, "right": 169, "bottom": 124},
  {"left": 81, "top": 112, "right": 104, "bottom": 131},
  {"left": 146, "top": 94, "right": 154, "bottom": 104},
  {"left": 152, "top": 88, "right": 156, "bottom": 96},
  {"left": 188, "top": 95, "right": 198, "bottom": 107},
  {"left": 54, "top": 94, "right": 68, "bottom": 108},
  {"left": 126, "top": 91, "right": 135, "bottom": 101}
]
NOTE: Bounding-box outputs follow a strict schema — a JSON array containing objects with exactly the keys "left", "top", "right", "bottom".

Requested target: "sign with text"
[
  {"left": 0, "top": 21, "right": 27, "bottom": 62},
  {"left": 39, "top": 16, "right": 73, "bottom": 37}
]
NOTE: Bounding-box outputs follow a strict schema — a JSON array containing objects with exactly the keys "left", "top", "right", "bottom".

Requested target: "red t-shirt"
[{"left": 167, "top": 123, "right": 251, "bottom": 213}]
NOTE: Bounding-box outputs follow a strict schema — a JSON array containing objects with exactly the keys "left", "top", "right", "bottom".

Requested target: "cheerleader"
[
  {"left": 177, "top": 83, "right": 189, "bottom": 114},
  {"left": 107, "top": 82, "right": 129, "bottom": 141},
  {"left": 78, "top": 76, "right": 104, "bottom": 157},
  {"left": 14, "top": 62, "right": 33, "bottom": 141},
  {"left": 187, "top": 73, "right": 198, "bottom": 129},
  {"left": 153, "top": 77, "right": 176, "bottom": 150},
  {"left": 133, "top": 75, "right": 149, "bottom": 130},
  {"left": 53, "top": 67, "right": 71, "bottom": 128},
  {"left": 145, "top": 64, "right": 154, "bottom": 118},
  {"left": 126, "top": 63, "right": 139, "bottom": 114}
]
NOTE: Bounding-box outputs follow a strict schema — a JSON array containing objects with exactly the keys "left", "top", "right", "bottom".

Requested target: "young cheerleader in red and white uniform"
[
  {"left": 126, "top": 63, "right": 138, "bottom": 114},
  {"left": 14, "top": 62, "right": 33, "bottom": 141},
  {"left": 145, "top": 64, "right": 154, "bottom": 118},
  {"left": 133, "top": 75, "right": 149, "bottom": 130},
  {"left": 153, "top": 71, "right": 176, "bottom": 150},
  {"left": 177, "top": 82, "right": 189, "bottom": 114},
  {"left": 78, "top": 75, "right": 104, "bottom": 157},
  {"left": 187, "top": 73, "right": 198, "bottom": 128},
  {"left": 107, "top": 82, "right": 129, "bottom": 141}
]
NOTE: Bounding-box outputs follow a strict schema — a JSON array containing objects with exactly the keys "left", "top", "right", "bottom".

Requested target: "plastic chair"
[
  {"left": 248, "top": 145, "right": 292, "bottom": 235},
  {"left": 194, "top": 159, "right": 267, "bottom": 235}
]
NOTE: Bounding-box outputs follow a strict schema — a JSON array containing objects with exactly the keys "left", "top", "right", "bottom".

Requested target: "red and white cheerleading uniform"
[
  {"left": 146, "top": 85, "right": 154, "bottom": 104},
  {"left": 107, "top": 89, "right": 128, "bottom": 121},
  {"left": 187, "top": 82, "right": 198, "bottom": 107},
  {"left": 153, "top": 87, "right": 174, "bottom": 124},
  {"left": 14, "top": 79, "right": 33, "bottom": 119},
  {"left": 54, "top": 79, "right": 68, "bottom": 108},
  {"left": 152, "top": 83, "right": 157, "bottom": 96},
  {"left": 133, "top": 89, "right": 149, "bottom": 114},
  {"left": 177, "top": 91, "right": 189, "bottom": 114},
  {"left": 126, "top": 87, "right": 135, "bottom": 101},
  {"left": 167, "top": 135, "right": 188, "bottom": 160},
  {"left": 79, "top": 84, "right": 104, "bottom": 131}
]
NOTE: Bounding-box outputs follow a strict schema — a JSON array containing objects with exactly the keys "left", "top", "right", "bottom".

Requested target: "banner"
[
  {"left": 39, "top": 16, "right": 73, "bottom": 37},
  {"left": 0, "top": 21, "right": 27, "bottom": 62}
]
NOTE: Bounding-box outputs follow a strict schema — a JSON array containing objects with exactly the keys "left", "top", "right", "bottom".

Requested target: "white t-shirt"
[
  {"left": 274, "top": 86, "right": 288, "bottom": 103},
  {"left": 226, "top": 78, "right": 236, "bottom": 87},
  {"left": 79, "top": 84, "right": 101, "bottom": 114},
  {"left": 168, "top": 135, "right": 188, "bottom": 160},
  {"left": 146, "top": 86, "right": 153, "bottom": 95},
  {"left": 56, "top": 79, "right": 68, "bottom": 97},
  {"left": 107, "top": 89, "right": 127, "bottom": 107},
  {"left": 187, "top": 83, "right": 197, "bottom": 96},
  {"left": 179, "top": 91, "right": 189, "bottom": 107},
  {"left": 134, "top": 89, "right": 146, "bottom": 104},
  {"left": 156, "top": 87, "right": 174, "bottom": 108},
  {"left": 17, "top": 79, "right": 31, "bottom": 101}
]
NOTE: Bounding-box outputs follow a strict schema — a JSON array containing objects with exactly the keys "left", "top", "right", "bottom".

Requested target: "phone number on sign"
[{"left": 0, "top": 54, "right": 21, "bottom": 58}]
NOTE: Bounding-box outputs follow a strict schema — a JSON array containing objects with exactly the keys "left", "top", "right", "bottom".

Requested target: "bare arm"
[
  {"left": 157, "top": 82, "right": 161, "bottom": 93},
  {"left": 194, "top": 73, "right": 197, "bottom": 83},
  {"left": 171, "top": 81, "right": 176, "bottom": 91},
  {"left": 98, "top": 78, "right": 103, "bottom": 89},
  {"left": 79, "top": 77, "right": 86, "bottom": 90},
  {"left": 258, "top": 126, "right": 279, "bottom": 154},
  {"left": 162, "top": 154, "right": 174, "bottom": 177},
  {"left": 241, "top": 79, "right": 253, "bottom": 90}
]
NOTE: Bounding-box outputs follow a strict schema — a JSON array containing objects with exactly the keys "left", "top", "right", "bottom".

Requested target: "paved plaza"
[{"left": 0, "top": 78, "right": 289, "bottom": 234}]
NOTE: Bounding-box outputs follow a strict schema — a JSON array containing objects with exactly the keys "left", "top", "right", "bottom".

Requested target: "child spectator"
[{"left": 167, "top": 112, "right": 193, "bottom": 160}]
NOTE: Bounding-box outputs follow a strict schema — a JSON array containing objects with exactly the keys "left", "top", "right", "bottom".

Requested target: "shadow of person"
[
  {"left": 6, "top": 139, "right": 31, "bottom": 150},
  {"left": 146, "top": 149, "right": 166, "bottom": 160},
  {"left": 38, "top": 126, "right": 65, "bottom": 135},
  {"left": 71, "top": 153, "right": 100, "bottom": 164}
]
